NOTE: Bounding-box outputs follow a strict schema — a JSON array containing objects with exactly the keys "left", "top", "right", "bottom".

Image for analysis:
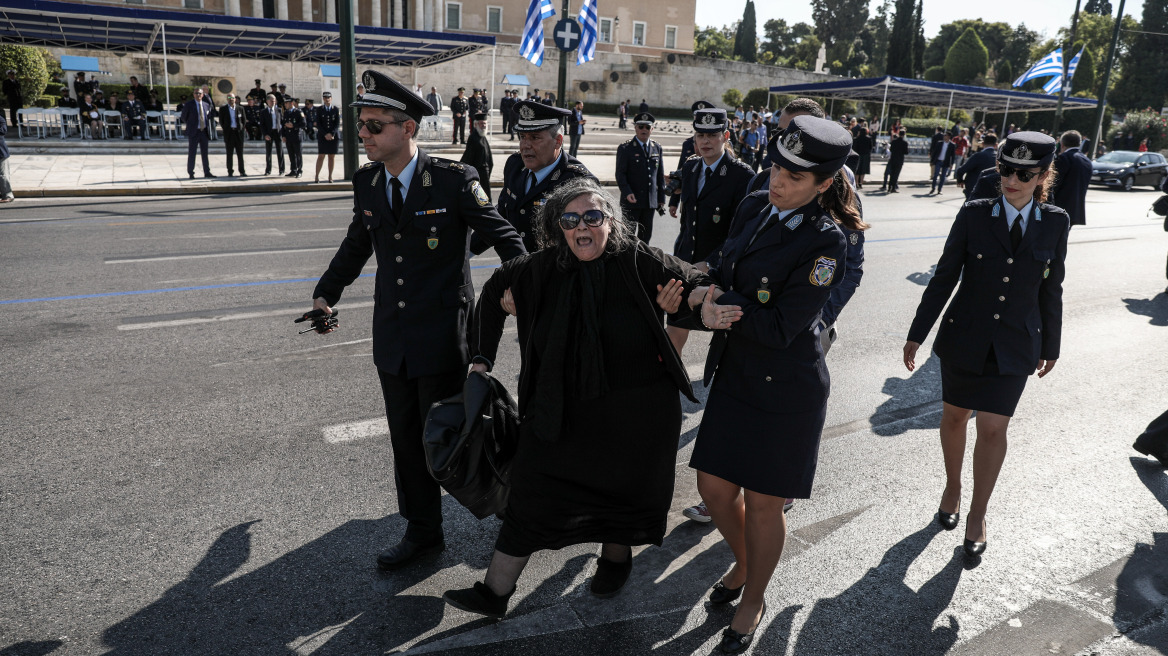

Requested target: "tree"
[
  {"left": 723, "top": 88, "right": 743, "bottom": 107},
  {"left": 924, "top": 65, "right": 946, "bottom": 82},
  {"left": 788, "top": 32, "right": 824, "bottom": 70},
  {"left": 760, "top": 19, "right": 789, "bottom": 63},
  {"left": 0, "top": 44, "right": 49, "bottom": 106},
  {"left": 1057, "top": 11, "right": 1139, "bottom": 94},
  {"left": 1068, "top": 42, "right": 1096, "bottom": 95},
  {"left": 733, "top": 1, "right": 758, "bottom": 62},
  {"left": 743, "top": 87, "right": 771, "bottom": 110},
  {"left": 923, "top": 20, "right": 1013, "bottom": 70},
  {"left": 1110, "top": 0, "right": 1168, "bottom": 111},
  {"left": 885, "top": 0, "right": 916, "bottom": 77},
  {"left": 811, "top": 0, "right": 870, "bottom": 67},
  {"left": 863, "top": 0, "right": 893, "bottom": 76},
  {"left": 999, "top": 24, "right": 1042, "bottom": 81},
  {"left": 995, "top": 60, "right": 1013, "bottom": 85},
  {"left": 1084, "top": 0, "right": 1113, "bottom": 15},
  {"left": 694, "top": 25, "right": 735, "bottom": 60},
  {"left": 912, "top": 0, "right": 926, "bottom": 77},
  {"left": 943, "top": 27, "right": 989, "bottom": 84}
]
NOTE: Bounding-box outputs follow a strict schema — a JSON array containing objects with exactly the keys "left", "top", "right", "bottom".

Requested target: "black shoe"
[
  {"left": 1133, "top": 435, "right": 1168, "bottom": 467},
  {"left": 285, "top": 171, "right": 296, "bottom": 177},
  {"left": 239, "top": 172, "right": 248, "bottom": 177},
  {"left": 936, "top": 508, "right": 960, "bottom": 531},
  {"left": 443, "top": 581, "right": 514, "bottom": 619},
  {"left": 590, "top": 555, "right": 632, "bottom": 598},
  {"left": 709, "top": 579, "right": 745, "bottom": 605},
  {"left": 205, "top": 173, "right": 217, "bottom": 178},
  {"left": 188, "top": 173, "right": 195, "bottom": 180},
  {"left": 227, "top": 172, "right": 234, "bottom": 177},
  {"left": 720, "top": 602, "right": 765, "bottom": 654},
  {"left": 963, "top": 538, "right": 986, "bottom": 557},
  {"left": 264, "top": 169, "right": 271, "bottom": 175},
  {"left": 376, "top": 538, "right": 445, "bottom": 570}
]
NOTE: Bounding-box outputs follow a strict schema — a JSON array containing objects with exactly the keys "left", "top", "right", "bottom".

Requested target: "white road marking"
[
  {"left": 118, "top": 301, "right": 375, "bottom": 330},
  {"left": 323, "top": 417, "right": 388, "bottom": 444},
  {"left": 106, "top": 246, "right": 336, "bottom": 264}
]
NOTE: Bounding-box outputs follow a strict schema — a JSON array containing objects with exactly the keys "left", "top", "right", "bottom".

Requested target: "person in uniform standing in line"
[
  {"left": 689, "top": 116, "right": 851, "bottom": 654},
  {"left": 460, "top": 112, "right": 494, "bottom": 200},
  {"left": 474, "top": 99, "right": 596, "bottom": 254},
  {"left": 450, "top": 87, "right": 469, "bottom": 145},
  {"left": 1052, "top": 130, "right": 1092, "bottom": 228},
  {"left": 905, "top": 132, "right": 1069, "bottom": 558},
  {"left": 179, "top": 88, "right": 215, "bottom": 180},
  {"left": 614, "top": 111, "right": 665, "bottom": 243},
  {"left": 3, "top": 70, "right": 23, "bottom": 131},
  {"left": 881, "top": 129, "right": 909, "bottom": 193},
  {"left": 217, "top": 93, "right": 247, "bottom": 176},
  {"left": 500, "top": 89, "right": 515, "bottom": 138},
  {"left": 308, "top": 70, "right": 526, "bottom": 571},
  {"left": 666, "top": 107, "right": 753, "bottom": 353},
  {"left": 468, "top": 88, "right": 484, "bottom": 120},
  {"left": 246, "top": 79, "right": 266, "bottom": 106},
  {"left": 260, "top": 94, "right": 285, "bottom": 176},
  {"left": 244, "top": 97, "right": 262, "bottom": 142},
  {"left": 302, "top": 98, "right": 317, "bottom": 140},
  {"left": 314, "top": 91, "right": 340, "bottom": 183},
  {"left": 280, "top": 96, "right": 306, "bottom": 178}
]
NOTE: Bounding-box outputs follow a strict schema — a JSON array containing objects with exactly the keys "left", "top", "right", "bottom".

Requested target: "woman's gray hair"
[{"left": 534, "top": 177, "right": 636, "bottom": 268}]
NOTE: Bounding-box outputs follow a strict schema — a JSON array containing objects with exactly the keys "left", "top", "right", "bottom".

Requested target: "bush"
[
  {"left": 722, "top": 88, "right": 743, "bottom": 107},
  {"left": 995, "top": 60, "right": 1013, "bottom": 85},
  {"left": 924, "top": 66, "right": 946, "bottom": 82},
  {"left": 0, "top": 44, "right": 49, "bottom": 106},
  {"left": 899, "top": 117, "right": 951, "bottom": 136},
  {"left": 742, "top": 87, "right": 771, "bottom": 110},
  {"left": 944, "top": 27, "right": 989, "bottom": 85},
  {"left": 1108, "top": 109, "right": 1168, "bottom": 151}
]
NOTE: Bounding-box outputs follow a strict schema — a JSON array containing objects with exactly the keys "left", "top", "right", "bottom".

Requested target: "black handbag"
[{"left": 422, "top": 371, "right": 520, "bottom": 519}]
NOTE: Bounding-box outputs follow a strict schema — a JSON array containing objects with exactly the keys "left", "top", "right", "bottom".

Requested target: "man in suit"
[
  {"left": 425, "top": 86, "right": 442, "bottom": 114},
  {"left": 928, "top": 126, "right": 945, "bottom": 181},
  {"left": 499, "top": 90, "right": 515, "bottom": 139},
  {"left": 218, "top": 93, "right": 247, "bottom": 176},
  {"left": 280, "top": 96, "right": 306, "bottom": 178},
  {"left": 956, "top": 134, "right": 998, "bottom": 198},
  {"left": 0, "top": 113, "right": 13, "bottom": 202},
  {"left": 930, "top": 132, "right": 956, "bottom": 194},
  {"left": 568, "top": 101, "right": 586, "bottom": 157},
  {"left": 460, "top": 112, "right": 494, "bottom": 200},
  {"left": 473, "top": 99, "right": 596, "bottom": 254},
  {"left": 309, "top": 69, "right": 525, "bottom": 570},
  {"left": 260, "top": 93, "right": 284, "bottom": 175},
  {"left": 882, "top": 129, "right": 910, "bottom": 193},
  {"left": 179, "top": 88, "right": 214, "bottom": 179},
  {"left": 270, "top": 83, "right": 284, "bottom": 107},
  {"left": 57, "top": 87, "right": 78, "bottom": 110},
  {"left": 120, "top": 90, "right": 148, "bottom": 140},
  {"left": 615, "top": 111, "right": 666, "bottom": 243},
  {"left": 3, "top": 70, "right": 22, "bottom": 131},
  {"left": 1052, "top": 130, "right": 1092, "bottom": 227},
  {"left": 450, "top": 87, "right": 468, "bottom": 145}
]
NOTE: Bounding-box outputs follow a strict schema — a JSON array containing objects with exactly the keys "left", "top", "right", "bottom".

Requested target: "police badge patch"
[
  {"left": 519, "top": 105, "right": 535, "bottom": 120},
  {"left": 849, "top": 232, "right": 859, "bottom": 245},
  {"left": 471, "top": 180, "right": 490, "bottom": 207},
  {"left": 363, "top": 72, "right": 376, "bottom": 92},
  {"left": 810, "top": 256, "right": 837, "bottom": 286},
  {"left": 782, "top": 130, "right": 804, "bottom": 155}
]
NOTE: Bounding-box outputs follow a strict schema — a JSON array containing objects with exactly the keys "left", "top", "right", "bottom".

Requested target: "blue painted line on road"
[{"left": 0, "top": 263, "right": 501, "bottom": 305}]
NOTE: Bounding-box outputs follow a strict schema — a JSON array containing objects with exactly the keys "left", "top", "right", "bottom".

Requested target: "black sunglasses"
[
  {"left": 558, "top": 210, "right": 607, "bottom": 230},
  {"left": 997, "top": 163, "right": 1039, "bottom": 183},
  {"left": 356, "top": 118, "right": 408, "bottom": 135}
]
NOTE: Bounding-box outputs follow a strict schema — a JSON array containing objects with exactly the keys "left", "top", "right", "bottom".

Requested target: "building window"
[
  {"left": 598, "top": 17, "right": 612, "bottom": 43},
  {"left": 632, "top": 21, "right": 646, "bottom": 46},
  {"left": 664, "top": 25, "right": 677, "bottom": 50},
  {"left": 125, "top": 0, "right": 144, "bottom": 4},
  {"left": 183, "top": 0, "right": 201, "bottom": 7},
  {"left": 446, "top": 1, "right": 461, "bottom": 30},
  {"left": 487, "top": 6, "right": 502, "bottom": 33}
]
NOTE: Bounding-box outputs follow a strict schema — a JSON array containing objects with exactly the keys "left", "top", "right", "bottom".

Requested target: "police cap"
[
  {"left": 768, "top": 115, "right": 852, "bottom": 174},
  {"left": 321, "top": 91, "right": 332, "bottom": 98},
  {"left": 473, "top": 112, "right": 488, "bottom": 122},
  {"left": 693, "top": 108, "right": 728, "bottom": 134},
  {"left": 513, "top": 100, "right": 571, "bottom": 132},
  {"left": 691, "top": 100, "right": 715, "bottom": 113},
  {"left": 350, "top": 69, "right": 436, "bottom": 122},
  {"left": 634, "top": 112, "right": 655, "bottom": 126},
  {"left": 998, "top": 131, "right": 1057, "bottom": 168}
]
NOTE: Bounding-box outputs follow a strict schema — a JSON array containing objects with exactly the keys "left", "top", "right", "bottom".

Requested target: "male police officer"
[
  {"left": 499, "top": 89, "right": 515, "bottom": 138},
  {"left": 310, "top": 70, "right": 525, "bottom": 570},
  {"left": 460, "top": 112, "right": 494, "bottom": 200},
  {"left": 615, "top": 111, "right": 665, "bottom": 243},
  {"left": 280, "top": 96, "right": 306, "bottom": 178},
  {"left": 450, "top": 87, "right": 469, "bottom": 145},
  {"left": 474, "top": 99, "right": 596, "bottom": 254},
  {"left": 121, "top": 90, "right": 148, "bottom": 140},
  {"left": 956, "top": 134, "right": 998, "bottom": 198}
]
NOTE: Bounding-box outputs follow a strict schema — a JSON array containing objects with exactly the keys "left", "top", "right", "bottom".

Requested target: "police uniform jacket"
[
  {"left": 477, "top": 151, "right": 595, "bottom": 253},
  {"left": 669, "top": 152, "right": 754, "bottom": 263},
  {"left": 468, "top": 96, "right": 484, "bottom": 116},
  {"left": 280, "top": 107, "right": 305, "bottom": 139},
  {"left": 970, "top": 167, "right": 1000, "bottom": 201},
  {"left": 313, "top": 150, "right": 526, "bottom": 378},
  {"left": 703, "top": 194, "right": 848, "bottom": 412},
  {"left": 907, "top": 197, "right": 1069, "bottom": 376},
  {"left": 499, "top": 95, "right": 515, "bottom": 120},
  {"left": 460, "top": 126, "right": 493, "bottom": 181},
  {"left": 615, "top": 137, "right": 665, "bottom": 209},
  {"left": 450, "top": 96, "right": 468, "bottom": 118},
  {"left": 955, "top": 147, "right": 997, "bottom": 197},
  {"left": 244, "top": 104, "right": 261, "bottom": 129},
  {"left": 316, "top": 104, "right": 340, "bottom": 139},
  {"left": 120, "top": 99, "right": 145, "bottom": 120},
  {"left": 1053, "top": 147, "right": 1092, "bottom": 226},
  {"left": 246, "top": 87, "right": 267, "bottom": 104},
  {"left": 676, "top": 137, "right": 696, "bottom": 171}
]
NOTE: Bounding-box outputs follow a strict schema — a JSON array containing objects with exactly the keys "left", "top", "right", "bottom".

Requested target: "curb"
[{"left": 13, "top": 180, "right": 625, "bottom": 198}]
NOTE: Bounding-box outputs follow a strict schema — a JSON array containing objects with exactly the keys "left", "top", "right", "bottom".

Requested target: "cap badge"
[
  {"left": 363, "top": 72, "right": 376, "bottom": 92},
  {"left": 700, "top": 113, "right": 716, "bottom": 125},
  {"left": 782, "top": 130, "right": 804, "bottom": 156},
  {"left": 519, "top": 105, "right": 535, "bottom": 120},
  {"left": 1013, "top": 143, "right": 1031, "bottom": 161}
]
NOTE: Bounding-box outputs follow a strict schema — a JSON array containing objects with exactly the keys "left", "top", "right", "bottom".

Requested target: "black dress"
[{"left": 495, "top": 263, "right": 681, "bottom": 557}]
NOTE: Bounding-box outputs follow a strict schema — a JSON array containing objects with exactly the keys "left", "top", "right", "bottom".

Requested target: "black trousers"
[
  {"left": 6, "top": 102, "right": 19, "bottom": 129},
  {"left": 377, "top": 366, "right": 465, "bottom": 544},
  {"left": 224, "top": 131, "right": 245, "bottom": 174},
  {"left": 1135, "top": 408, "right": 1168, "bottom": 457},
  {"left": 886, "top": 159, "right": 905, "bottom": 190},
  {"left": 285, "top": 135, "right": 303, "bottom": 173},
  {"left": 264, "top": 129, "right": 284, "bottom": 173},
  {"left": 123, "top": 118, "right": 147, "bottom": 139},
  {"left": 186, "top": 129, "right": 211, "bottom": 175},
  {"left": 452, "top": 116, "right": 466, "bottom": 144},
  {"left": 622, "top": 206, "right": 657, "bottom": 244}
]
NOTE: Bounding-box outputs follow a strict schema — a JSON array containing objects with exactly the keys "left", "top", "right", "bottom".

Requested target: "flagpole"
[
  {"left": 1053, "top": 0, "right": 1083, "bottom": 134},
  {"left": 556, "top": 0, "right": 570, "bottom": 109},
  {"left": 1091, "top": 0, "right": 1126, "bottom": 161}
]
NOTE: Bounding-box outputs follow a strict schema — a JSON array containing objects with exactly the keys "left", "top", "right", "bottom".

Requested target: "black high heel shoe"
[
  {"left": 709, "top": 579, "right": 745, "bottom": 605},
  {"left": 963, "top": 519, "right": 987, "bottom": 557},
  {"left": 935, "top": 508, "right": 960, "bottom": 531},
  {"left": 720, "top": 601, "right": 766, "bottom": 654}
]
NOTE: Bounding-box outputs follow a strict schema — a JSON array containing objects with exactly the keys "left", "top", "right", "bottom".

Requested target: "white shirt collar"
[
  {"left": 531, "top": 153, "right": 563, "bottom": 187},
  {"left": 1002, "top": 197, "right": 1034, "bottom": 232},
  {"left": 386, "top": 149, "right": 420, "bottom": 196}
]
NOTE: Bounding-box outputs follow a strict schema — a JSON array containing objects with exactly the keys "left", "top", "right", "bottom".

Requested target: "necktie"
[
  {"left": 699, "top": 166, "right": 712, "bottom": 195},
  {"left": 390, "top": 178, "right": 403, "bottom": 221},
  {"left": 272, "top": 108, "right": 278, "bottom": 130},
  {"left": 524, "top": 170, "right": 533, "bottom": 195},
  {"left": 1010, "top": 217, "right": 1023, "bottom": 251},
  {"left": 643, "top": 142, "right": 650, "bottom": 159},
  {"left": 197, "top": 101, "right": 205, "bottom": 130}
]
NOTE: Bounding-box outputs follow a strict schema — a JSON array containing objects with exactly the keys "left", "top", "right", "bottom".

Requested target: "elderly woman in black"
[
  {"left": 442, "top": 177, "right": 729, "bottom": 619},
  {"left": 905, "top": 131, "right": 1069, "bottom": 558}
]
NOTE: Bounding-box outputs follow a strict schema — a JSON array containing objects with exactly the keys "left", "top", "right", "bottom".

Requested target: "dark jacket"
[
  {"left": 1052, "top": 146, "right": 1092, "bottom": 226},
  {"left": 479, "top": 151, "right": 595, "bottom": 253},
  {"left": 888, "top": 137, "right": 909, "bottom": 165},
  {"left": 669, "top": 151, "right": 754, "bottom": 263},
  {"left": 259, "top": 105, "right": 282, "bottom": 135},
  {"left": 615, "top": 137, "right": 665, "bottom": 209},
  {"left": 460, "top": 126, "right": 494, "bottom": 182},
  {"left": 450, "top": 96, "right": 468, "bottom": 118},
  {"left": 313, "top": 151, "right": 526, "bottom": 378},
  {"left": 179, "top": 97, "right": 213, "bottom": 135},
  {"left": 217, "top": 103, "right": 246, "bottom": 137},
  {"left": 0, "top": 114, "right": 8, "bottom": 160},
  {"left": 956, "top": 147, "right": 997, "bottom": 198},
  {"left": 677, "top": 137, "right": 696, "bottom": 171},
  {"left": 471, "top": 243, "right": 712, "bottom": 422},
  {"left": 280, "top": 106, "right": 305, "bottom": 139},
  {"left": 2, "top": 78, "right": 21, "bottom": 104},
  {"left": 315, "top": 104, "right": 340, "bottom": 139},
  {"left": 970, "top": 167, "right": 1000, "bottom": 201},
  {"left": 932, "top": 140, "right": 957, "bottom": 167},
  {"left": 907, "top": 197, "right": 1070, "bottom": 375}
]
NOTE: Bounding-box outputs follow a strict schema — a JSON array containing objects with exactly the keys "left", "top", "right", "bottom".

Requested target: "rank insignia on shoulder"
[
  {"left": 819, "top": 220, "right": 833, "bottom": 231},
  {"left": 786, "top": 214, "right": 802, "bottom": 230},
  {"left": 567, "top": 164, "right": 588, "bottom": 174},
  {"left": 1035, "top": 206, "right": 1042, "bottom": 222},
  {"left": 471, "top": 181, "right": 491, "bottom": 207},
  {"left": 992, "top": 203, "right": 1001, "bottom": 217},
  {"left": 448, "top": 161, "right": 465, "bottom": 171},
  {"left": 423, "top": 171, "right": 432, "bottom": 187},
  {"left": 810, "top": 256, "right": 837, "bottom": 286}
]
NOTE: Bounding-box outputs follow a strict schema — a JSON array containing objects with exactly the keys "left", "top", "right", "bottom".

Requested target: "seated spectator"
[
  {"left": 121, "top": 90, "right": 148, "bottom": 140},
  {"left": 105, "top": 92, "right": 120, "bottom": 112},
  {"left": 58, "top": 87, "right": 78, "bottom": 109},
  {"left": 78, "top": 93, "right": 105, "bottom": 139}
]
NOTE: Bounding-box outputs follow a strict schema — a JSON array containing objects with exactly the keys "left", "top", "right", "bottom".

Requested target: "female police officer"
[
  {"left": 689, "top": 115, "right": 850, "bottom": 654},
  {"left": 905, "top": 131, "right": 1069, "bottom": 558}
]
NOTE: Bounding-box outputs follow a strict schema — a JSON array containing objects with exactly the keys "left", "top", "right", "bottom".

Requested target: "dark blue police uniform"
[
  {"left": 280, "top": 100, "right": 305, "bottom": 176},
  {"left": 315, "top": 99, "right": 340, "bottom": 155},
  {"left": 615, "top": 112, "right": 666, "bottom": 243},
  {"left": 956, "top": 145, "right": 997, "bottom": 198}
]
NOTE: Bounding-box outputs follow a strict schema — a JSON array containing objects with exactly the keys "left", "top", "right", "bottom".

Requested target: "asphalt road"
[{"left": 2, "top": 181, "right": 1167, "bottom": 656}]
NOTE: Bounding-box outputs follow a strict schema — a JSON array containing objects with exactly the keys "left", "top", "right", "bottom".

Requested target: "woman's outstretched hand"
[{"left": 700, "top": 285, "right": 743, "bottom": 330}]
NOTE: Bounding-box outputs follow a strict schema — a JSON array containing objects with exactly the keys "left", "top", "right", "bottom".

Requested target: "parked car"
[{"left": 1091, "top": 150, "right": 1168, "bottom": 191}]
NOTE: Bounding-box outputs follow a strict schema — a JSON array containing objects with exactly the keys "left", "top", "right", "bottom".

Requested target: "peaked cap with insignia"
[
  {"left": 998, "top": 130, "right": 1056, "bottom": 168},
  {"left": 634, "top": 112, "right": 655, "bottom": 126},
  {"left": 691, "top": 100, "right": 716, "bottom": 113},
  {"left": 768, "top": 115, "right": 852, "bottom": 174},
  {"left": 513, "top": 99, "right": 571, "bottom": 132},
  {"left": 350, "top": 69, "right": 435, "bottom": 122},
  {"left": 693, "top": 108, "right": 728, "bottom": 134}
]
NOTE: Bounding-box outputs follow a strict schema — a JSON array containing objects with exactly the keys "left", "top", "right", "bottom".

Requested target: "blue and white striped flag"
[
  {"left": 1013, "top": 48, "right": 1063, "bottom": 88},
  {"left": 520, "top": 0, "right": 556, "bottom": 67},
  {"left": 1041, "top": 46, "right": 1084, "bottom": 94},
  {"left": 576, "top": 0, "right": 599, "bottom": 65}
]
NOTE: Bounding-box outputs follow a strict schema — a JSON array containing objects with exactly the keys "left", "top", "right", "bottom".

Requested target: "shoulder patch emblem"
[
  {"left": 422, "top": 170, "right": 432, "bottom": 187},
  {"left": 786, "top": 214, "right": 803, "bottom": 230},
  {"left": 992, "top": 203, "right": 1001, "bottom": 217},
  {"left": 849, "top": 232, "right": 859, "bottom": 245},
  {"left": 551, "top": 169, "right": 562, "bottom": 181},
  {"left": 471, "top": 180, "right": 491, "bottom": 207},
  {"left": 810, "top": 256, "right": 837, "bottom": 287}
]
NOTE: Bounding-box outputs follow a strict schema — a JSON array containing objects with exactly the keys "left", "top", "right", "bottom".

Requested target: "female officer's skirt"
[
  {"left": 317, "top": 135, "right": 339, "bottom": 155},
  {"left": 940, "top": 348, "right": 1028, "bottom": 417}
]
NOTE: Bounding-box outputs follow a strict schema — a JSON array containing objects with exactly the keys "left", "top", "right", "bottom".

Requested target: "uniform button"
[
  {"left": 366, "top": 225, "right": 372, "bottom": 231},
  {"left": 998, "top": 295, "right": 1005, "bottom": 301},
  {"left": 395, "top": 256, "right": 403, "bottom": 263},
  {"left": 397, "top": 279, "right": 403, "bottom": 285},
  {"left": 1006, "top": 258, "right": 1014, "bottom": 264},
  {"left": 394, "top": 233, "right": 401, "bottom": 240},
  {"left": 519, "top": 209, "right": 525, "bottom": 215},
  {"left": 976, "top": 254, "right": 982, "bottom": 259},
  {"left": 993, "top": 314, "right": 1000, "bottom": 320},
  {"left": 948, "top": 318, "right": 954, "bottom": 323},
  {"left": 765, "top": 376, "right": 772, "bottom": 381},
  {"left": 398, "top": 301, "right": 405, "bottom": 308},
  {"left": 1002, "top": 276, "right": 1009, "bottom": 282},
  {"left": 519, "top": 232, "right": 526, "bottom": 238}
]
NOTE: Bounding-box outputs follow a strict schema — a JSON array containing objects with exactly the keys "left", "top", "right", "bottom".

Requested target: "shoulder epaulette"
[
  {"left": 357, "top": 161, "right": 378, "bottom": 171},
  {"left": 747, "top": 189, "right": 769, "bottom": 199},
  {"left": 1039, "top": 202, "right": 1069, "bottom": 215},
  {"left": 731, "top": 157, "right": 754, "bottom": 171},
  {"left": 566, "top": 163, "right": 589, "bottom": 175},
  {"left": 431, "top": 158, "right": 465, "bottom": 171},
  {"left": 963, "top": 197, "right": 997, "bottom": 208},
  {"left": 686, "top": 154, "right": 702, "bottom": 161}
]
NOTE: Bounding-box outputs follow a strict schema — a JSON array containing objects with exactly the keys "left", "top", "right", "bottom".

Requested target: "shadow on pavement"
[
  {"left": 907, "top": 264, "right": 937, "bottom": 287},
  {"left": 0, "top": 642, "right": 64, "bottom": 656},
  {"left": 870, "top": 355, "right": 943, "bottom": 436},
  {"left": 791, "top": 522, "right": 963, "bottom": 655},
  {"left": 1122, "top": 293, "right": 1168, "bottom": 326},
  {"left": 1113, "top": 457, "right": 1168, "bottom": 649}
]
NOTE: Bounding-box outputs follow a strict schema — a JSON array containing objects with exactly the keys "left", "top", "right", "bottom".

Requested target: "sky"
[{"left": 694, "top": 0, "right": 1142, "bottom": 42}]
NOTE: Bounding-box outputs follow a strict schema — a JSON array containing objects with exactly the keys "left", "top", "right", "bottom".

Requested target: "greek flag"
[
  {"left": 520, "top": 0, "right": 556, "bottom": 67},
  {"left": 1041, "top": 47, "right": 1085, "bottom": 95},
  {"left": 1013, "top": 48, "right": 1063, "bottom": 88},
  {"left": 576, "top": 0, "right": 599, "bottom": 65}
]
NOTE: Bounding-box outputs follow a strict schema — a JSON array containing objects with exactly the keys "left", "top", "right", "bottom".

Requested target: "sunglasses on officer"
[
  {"left": 355, "top": 118, "right": 409, "bottom": 135},
  {"left": 558, "top": 210, "right": 607, "bottom": 230},
  {"left": 997, "top": 163, "right": 1040, "bottom": 183}
]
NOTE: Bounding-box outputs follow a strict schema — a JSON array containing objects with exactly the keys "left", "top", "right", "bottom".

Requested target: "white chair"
[
  {"left": 58, "top": 107, "right": 81, "bottom": 138},
  {"left": 161, "top": 110, "right": 179, "bottom": 140},
  {"left": 102, "top": 110, "right": 124, "bottom": 138},
  {"left": 16, "top": 108, "right": 43, "bottom": 139},
  {"left": 145, "top": 111, "right": 164, "bottom": 139}
]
